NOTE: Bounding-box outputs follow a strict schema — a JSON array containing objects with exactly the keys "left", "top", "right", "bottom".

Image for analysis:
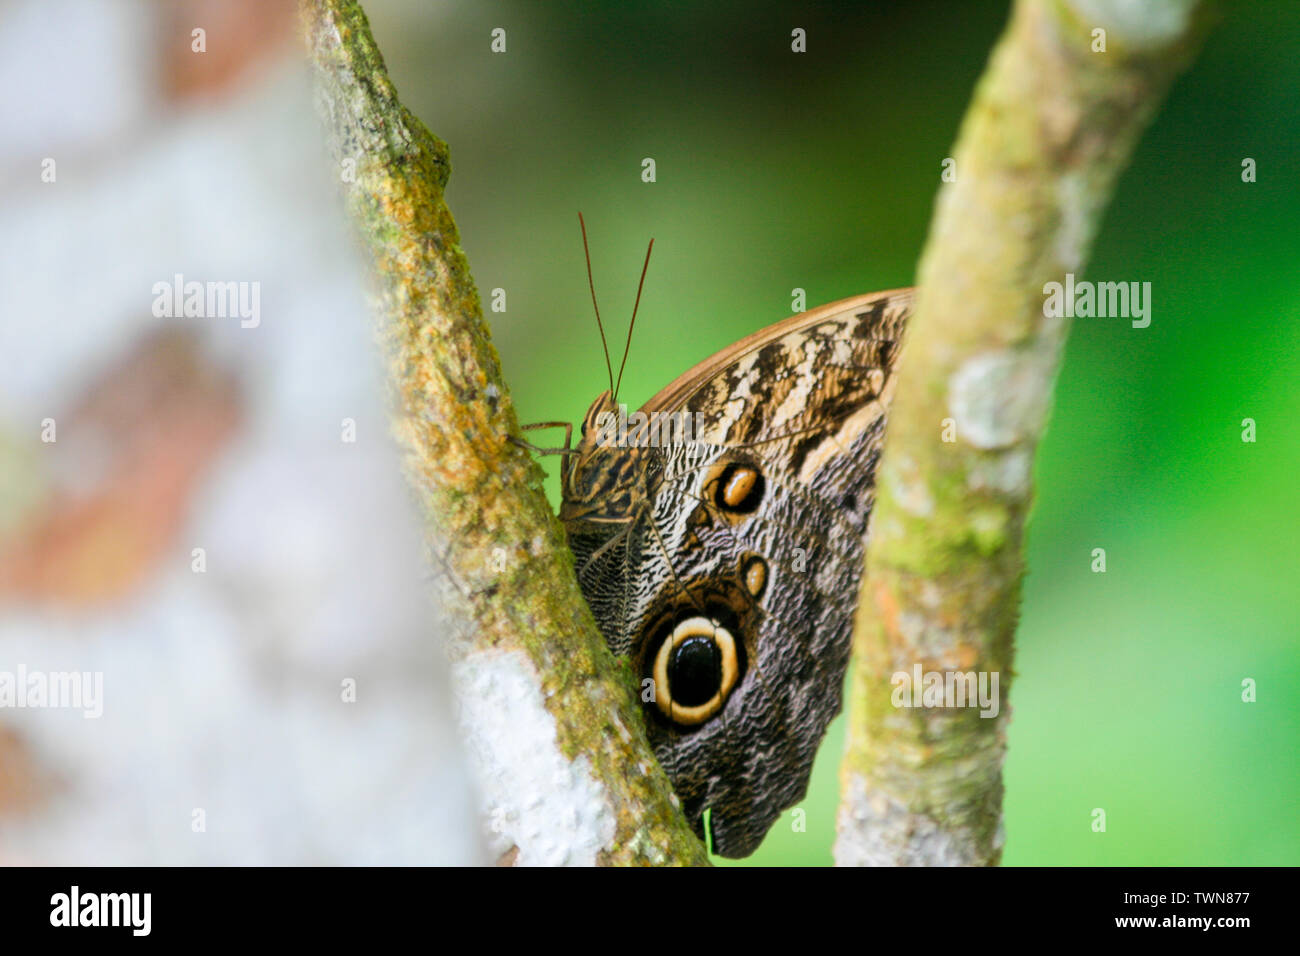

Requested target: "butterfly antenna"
[
  {"left": 579, "top": 212, "right": 615, "bottom": 398},
  {"left": 613, "top": 236, "right": 654, "bottom": 403}
]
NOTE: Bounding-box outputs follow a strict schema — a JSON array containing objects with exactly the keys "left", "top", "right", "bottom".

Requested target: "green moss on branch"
[
  {"left": 300, "top": 0, "right": 708, "bottom": 866},
  {"left": 836, "top": 0, "right": 1214, "bottom": 866}
]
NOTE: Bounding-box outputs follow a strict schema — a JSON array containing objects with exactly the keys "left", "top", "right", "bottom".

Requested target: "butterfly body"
[{"left": 560, "top": 289, "right": 913, "bottom": 857}]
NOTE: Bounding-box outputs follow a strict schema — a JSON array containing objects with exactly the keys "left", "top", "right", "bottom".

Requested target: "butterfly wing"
[{"left": 572, "top": 289, "right": 912, "bottom": 857}]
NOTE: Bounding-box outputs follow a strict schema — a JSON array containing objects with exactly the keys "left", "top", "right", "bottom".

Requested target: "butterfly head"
[{"left": 559, "top": 390, "right": 649, "bottom": 524}]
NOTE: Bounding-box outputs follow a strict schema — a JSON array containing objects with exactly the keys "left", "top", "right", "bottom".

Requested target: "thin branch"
[
  {"left": 836, "top": 0, "right": 1215, "bottom": 866},
  {"left": 299, "top": 0, "right": 708, "bottom": 866}
]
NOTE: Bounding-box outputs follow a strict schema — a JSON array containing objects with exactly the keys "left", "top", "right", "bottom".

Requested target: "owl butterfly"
[{"left": 532, "top": 215, "right": 911, "bottom": 858}]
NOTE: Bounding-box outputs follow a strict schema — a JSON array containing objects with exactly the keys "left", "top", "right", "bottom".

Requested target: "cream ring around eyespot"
[{"left": 653, "top": 616, "right": 739, "bottom": 725}]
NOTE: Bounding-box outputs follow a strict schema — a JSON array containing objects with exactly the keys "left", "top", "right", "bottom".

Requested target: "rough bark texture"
[
  {"left": 300, "top": 0, "right": 708, "bottom": 866},
  {"left": 835, "top": 0, "right": 1214, "bottom": 866}
]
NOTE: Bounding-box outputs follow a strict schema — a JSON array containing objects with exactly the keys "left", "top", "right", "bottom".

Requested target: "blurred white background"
[{"left": 0, "top": 0, "right": 483, "bottom": 864}]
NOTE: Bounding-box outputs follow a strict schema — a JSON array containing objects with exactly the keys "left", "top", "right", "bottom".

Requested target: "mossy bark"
[
  {"left": 300, "top": 0, "right": 708, "bottom": 866},
  {"left": 836, "top": 0, "right": 1214, "bottom": 866}
]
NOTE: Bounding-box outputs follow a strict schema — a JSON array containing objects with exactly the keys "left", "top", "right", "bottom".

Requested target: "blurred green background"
[{"left": 368, "top": 0, "right": 1299, "bottom": 865}]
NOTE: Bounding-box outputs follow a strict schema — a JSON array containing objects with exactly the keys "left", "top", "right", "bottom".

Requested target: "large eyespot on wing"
[
  {"left": 651, "top": 615, "right": 741, "bottom": 726},
  {"left": 614, "top": 290, "right": 913, "bottom": 858}
]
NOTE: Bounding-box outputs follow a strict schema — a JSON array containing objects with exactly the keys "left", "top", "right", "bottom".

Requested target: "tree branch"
[
  {"left": 836, "top": 0, "right": 1215, "bottom": 866},
  {"left": 299, "top": 0, "right": 708, "bottom": 866}
]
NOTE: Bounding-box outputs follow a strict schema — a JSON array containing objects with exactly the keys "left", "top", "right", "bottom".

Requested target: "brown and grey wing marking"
[{"left": 631, "top": 289, "right": 913, "bottom": 857}]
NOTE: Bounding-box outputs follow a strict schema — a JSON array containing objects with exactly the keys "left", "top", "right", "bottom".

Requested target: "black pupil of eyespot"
[{"left": 668, "top": 635, "right": 722, "bottom": 708}]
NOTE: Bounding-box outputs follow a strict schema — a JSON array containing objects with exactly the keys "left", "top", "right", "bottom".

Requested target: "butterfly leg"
[
  {"left": 509, "top": 420, "right": 574, "bottom": 457},
  {"left": 575, "top": 517, "right": 633, "bottom": 575}
]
